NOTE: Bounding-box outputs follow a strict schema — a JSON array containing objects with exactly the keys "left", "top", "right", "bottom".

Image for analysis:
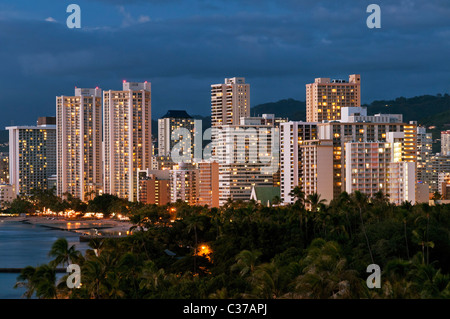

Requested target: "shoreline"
[{"left": 0, "top": 215, "right": 136, "bottom": 239}]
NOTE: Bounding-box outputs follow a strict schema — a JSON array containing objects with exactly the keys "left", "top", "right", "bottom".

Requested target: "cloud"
[
  {"left": 118, "top": 6, "right": 151, "bottom": 27},
  {"left": 138, "top": 15, "right": 150, "bottom": 23},
  {"left": 45, "top": 17, "right": 57, "bottom": 23}
]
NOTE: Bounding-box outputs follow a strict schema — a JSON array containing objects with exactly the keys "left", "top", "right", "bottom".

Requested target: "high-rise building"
[
  {"left": 151, "top": 155, "right": 176, "bottom": 171},
  {"left": 103, "top": 81, "right": 152, "bottom": 202},
  {"left": 298, "top": 139, "right": 334, "bottom": 207},
  {"left": 211, "top": 77, "right": 250, "bottom": 155},
  {"left": 214, "top": 118, "right": 278, "bottom": 206},
  {"left": 416, "top": 126, "right": 433, "bottom": 183},
  {"left": 0, "top": 184, "right": 16, "bottom": 209},
  {"left": 0, "top": 153, "right": 9, "bottom": 184},
  {"left": 170, "top": 163, "right": 198, "bottom": 205},
  {"left": 280, "top": 121, "right": 329, "bottom": 204},
  {"left": 56, "top": 88, "right": 103, "bottom": 201},
  {"left": 137, "top": 169, "right": 170, "bottom": 205},
  {"left": 425, "top": 154, "right": 450, "bottom": 193},
  {"left": 438, "top": 172, "right": 450, "bottom": 199},
  {"left": 211, "top": 77, "right": 250, "bottom": 129},
  {"left": 6, "top": 118, "right": 57, "bottom": 196},
  {"left": 306, "top": 74, "right": 361, "bottom": 122},
  {"left": 441, "top": 130, "right": 450, "bottom": 156},
  {"left": 317, "top": 117, "right": 416, "bottom": 198},
  {"left": 344, "top": 141, "right": 415, "bottom": 204},
  {"left": 197, "top": 160, "right": 219, "bottom": 208},
  {"left": 158, "top": 110, "right": 196, "bottom": 160}
]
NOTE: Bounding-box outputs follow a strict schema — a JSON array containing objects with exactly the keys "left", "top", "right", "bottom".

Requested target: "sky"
[{"left": 0, "top": 0, "right": 449, "bottom": 128}]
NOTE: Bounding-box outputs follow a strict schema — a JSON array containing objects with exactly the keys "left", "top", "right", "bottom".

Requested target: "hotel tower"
[
  {"left": 306, "top": 74, "right": 361, "bottom": 122},
  {"left": 103, "top": 81, "right": 152, "bottom": 202},
  {"left": 56, "top": 88, "right": 103, "bottom": 201}
]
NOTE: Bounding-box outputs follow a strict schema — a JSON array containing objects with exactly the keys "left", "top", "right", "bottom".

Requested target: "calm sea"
[{"left": 0, "top": 219, "right": 89, "bottom": 299}]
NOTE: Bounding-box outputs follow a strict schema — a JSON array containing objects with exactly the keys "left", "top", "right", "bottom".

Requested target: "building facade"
[
  {"left": 197, "top": 160, "right": 219, "bottom": 208},
  {"left": 103, "top": 81, "right": 152, "bottom": 201},
  {"left": 170, "top": 163, "right": 198, "bottom": 205},
  {"left": 56, "top": 88, "right": 103, "bottom": 201},
  {"left": 214, "top": 120, "right": 278, "bottom": 206},
  {"left": 158, "top": 110, "right": 196, "bottom": 161},
  {"left": 6, "top": 118, "right": 57, "bottom": 196},
  {"left": 0, "top": 184, "right": 16, "bottom": 209},
  {"left": 0, "top": 153, "right": 8, "bottom": 184},
  {"left": 317, "top": 119, "right": 416, "bottom": 198},
  {"left": 137, "top": 169, "right": 170, "bottom": 205},
  {"left": 441, "top": 130, "right": 450, "bottom": 156},
  {"left": 306, "top": 74, "right": 361, "bottom": 122}
]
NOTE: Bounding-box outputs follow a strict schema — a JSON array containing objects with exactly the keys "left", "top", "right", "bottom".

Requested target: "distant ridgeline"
[
  {"left": 251, "top": 94, "right": 450, "bottom": 153},
  {"left": 0, "top": 130, "right": 8, "bottom": 153},
  {"left": 2, "top": 94, "right": 449, "bottom": 154}
]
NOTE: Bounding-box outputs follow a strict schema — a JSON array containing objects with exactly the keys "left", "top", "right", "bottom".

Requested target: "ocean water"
[{"left": 0, "top": 220, "right": 90, "bottom": 299}]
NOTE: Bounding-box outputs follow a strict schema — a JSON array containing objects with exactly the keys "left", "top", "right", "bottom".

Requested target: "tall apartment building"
[
  {"left": 211, "top": 77, "right": 250, "bottom": 128},
  {"left": 170, "top": 163, "right": 198, "bottom": 205},
  {"left": 0, "top": 153, "right": 9, "bottom": 184},
  {"left": 438, "top": 172, "right": 450, "bottom": 199},
  {"left": 56, "top": 88, "right": 103, "bottom": 201},
  {"left": 317, "top": 114, "right": 416, "bottom": 198},
  {"left": 306, "top": 74, "right": 361, "bottom": 122},
  {"left": 425, "top": 154, "right": 450, "bottom": 193},
  {"left": 0, "top": 184, "right": 16, "bottom": 209},
  {"left": 298, "top": 139, "right": 334, "bottom": 206},
  {"left": 416, "top": 126, "right": 433, "bottom": 183},
  {"left": 6, "top": 117, "right": 57, "bottom": 196},
  {"left": 344, "top": 141, "right": 415, "bottom": 204},
  {"left": 103, "top": 81, "right": 152, "bottom": 202},
  {"left": 211, "top": 77, "right": 250, "bottom": 155},
  {"left": 197, "top": 160, "right": 219, "bottom": 208},
  {"left": 214, "top": 119, "right": 278, "bottom": 206},
  {"left": 151, "top": 155, "right": 176, "bottom": 171},
  {"left": 137, "top": 169, "right": 170, "bottom": 205},
  {"left": 441, "top": 130, "right": 450, "bottom": 155},
  {"left": 158, "top": 110, "right": 196, "bottom": 161},
  {"left": 279, "top": 121, "right": 327, "bottom": 204}
]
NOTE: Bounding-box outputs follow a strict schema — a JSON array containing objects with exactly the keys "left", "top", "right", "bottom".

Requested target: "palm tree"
[
  {"left": 350, "top": 191, "right": 374, "bottom": 264},
  {"left": 15, "top": 265, "right": 57, "bottom": 299},
  {"left": 48, "top": 238, "right": 83, "bottom": 268},
  {"left": 289, "top": 186, "right": 305, "bottom": 207},
  {"left": 14, "top": 266, "right": 37, "bottom": 299},
  {"left": 34, "top": 265, "right": 58, "bottom": 299},
  {"left": 305, "top": 193, "right": 327, "bottom": 213},
  {"left": 231, "top": 249, "right": 262, "bottom": 277},
  {"left": 294, "top": 239, "right": 363, "bottom": 299},
  {"left": 272, "top": 196, "right": 281, "bottom": 206},
  {"left": 249, "top": 261, "right": 284, "bottom": 299},
  {"left": 432, "top": 191, "right": 442, "bottom": 201},
  {"left": 186, "top": 215, "right": 205, "bottom": 273}
]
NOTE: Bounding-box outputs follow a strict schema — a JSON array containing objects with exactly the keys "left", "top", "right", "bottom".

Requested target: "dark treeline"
[{"left": 13, "top": 188, "right": 450, "bottom": 299}]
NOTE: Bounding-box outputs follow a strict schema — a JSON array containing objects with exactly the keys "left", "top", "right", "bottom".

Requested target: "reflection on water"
[{"left": 0, "top": 220, "right": 90, "bottom": 299}]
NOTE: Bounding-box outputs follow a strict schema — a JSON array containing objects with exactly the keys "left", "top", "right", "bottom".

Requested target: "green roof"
[{"left": 252, "top": 186, "right": 280, "bottom": 205}]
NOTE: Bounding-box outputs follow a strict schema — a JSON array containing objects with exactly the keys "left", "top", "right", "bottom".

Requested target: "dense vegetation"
[{"left": 13, "top": 189, "right": 450, "bottom": 299}]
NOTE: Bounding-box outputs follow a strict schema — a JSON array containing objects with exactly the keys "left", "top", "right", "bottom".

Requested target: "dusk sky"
[{"left": 0, "top": 0, "right": 449, "bottom": 129}]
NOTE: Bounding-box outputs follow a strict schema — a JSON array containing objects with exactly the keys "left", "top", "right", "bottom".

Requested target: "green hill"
[
  {"left": 250, "top": 94, "right": 450, "bottom": 153},
  {"left": 251, "top": 98, "right": 306, "bottom": 121}
]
